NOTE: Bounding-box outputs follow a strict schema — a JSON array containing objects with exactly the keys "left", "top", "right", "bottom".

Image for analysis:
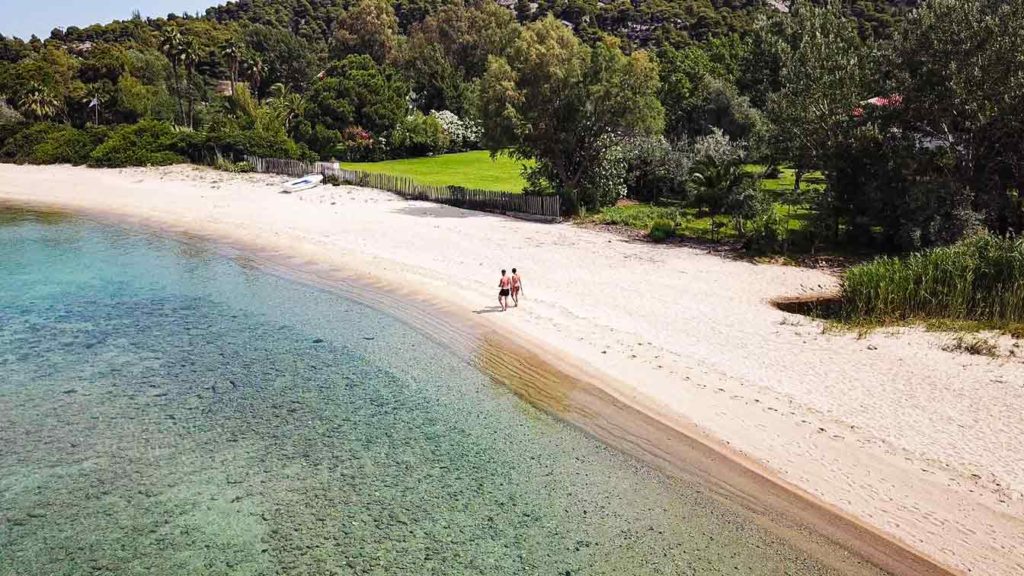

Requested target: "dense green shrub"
[
  {"left": 842, "top": 234, "right": 1024, "bottom": 323},
  {"left": 744, "top": 204, "right": 788, "bottom": 253},
  {"left": 0, "top": 122, "right": 27, "bottom": 154},
  {"left": 389, "top": 111, "right": 449, "bottom": 157},
  {"left": 205, "top": 126, "right": 313, "bottom": 162},
  {"left": 88, "top": 120, "right": 188, "bottom": 167},
  {"left": 0, "top": 122, "right": 106, "bottom": 165},
  {"left": 0, "top": 123, "right": 54, "bottom": 162},
  {"left": 623, "top": 136, "right": 692, "bottom": 203},
  {"left": 649, "top": 218, "right": 676, "bottom": 242}
]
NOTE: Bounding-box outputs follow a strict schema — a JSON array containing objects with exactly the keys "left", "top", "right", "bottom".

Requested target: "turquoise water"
[{"left": 0, "top": 209, "right": 877, "bottom": 575}]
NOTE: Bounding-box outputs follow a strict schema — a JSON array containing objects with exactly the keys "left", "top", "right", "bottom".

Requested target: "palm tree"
[
  {"left": 180, "top": 35, "right": 202, "bottom": 129},
  {"left": 267, "top": 83, "right": 305, "bottom": 132},
  {"left": 244, "top": 55, "right": 266, "bottom": 101},
  {"left": 159, "top": 26, "right": 186, "bottom": 125},
  {"left": 18, "top": 84, "right": 61, "bottom": 121},
  {"left": 690, "top": 158, "right": 759, "bottom": 240},
  {"left": 222, "top": 38, "right": 244, "bottom": 96}
]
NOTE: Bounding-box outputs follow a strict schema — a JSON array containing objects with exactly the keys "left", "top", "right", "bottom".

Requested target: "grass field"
[{"left": 342, "top": 151, "right": 528, "bottom": 192}]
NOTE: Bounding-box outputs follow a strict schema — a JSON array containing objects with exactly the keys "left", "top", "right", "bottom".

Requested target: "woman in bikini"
[
  {"left": 498, "top": 269, "right": 512, "bottom": 311},
  {"left": 510, "top": 268, "right": 523, "bottom": 307}
]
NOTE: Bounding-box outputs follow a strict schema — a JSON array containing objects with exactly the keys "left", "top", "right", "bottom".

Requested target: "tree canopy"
[
  {"left": 480, "top": 17, "right": 663, "bottom": 212},
  {"left": 2, "top": 0, "right": 1021, "bottom": 241}
]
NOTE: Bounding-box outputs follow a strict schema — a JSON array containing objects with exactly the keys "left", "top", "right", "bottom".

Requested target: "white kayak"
[{"left": 282, "top": 174, "right": 323, "bottom": 194}]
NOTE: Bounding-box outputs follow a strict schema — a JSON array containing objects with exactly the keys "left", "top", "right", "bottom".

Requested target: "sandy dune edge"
[{"left": 1, "top": 164, "right": 1021, "bottom": 575}]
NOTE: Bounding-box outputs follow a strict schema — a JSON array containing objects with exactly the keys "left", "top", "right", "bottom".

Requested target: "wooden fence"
[
  {"left": 246, "top": 156, "right": 342, "bottom": 178},
  {"left": 245, "top": 155, "right": 561, "bottom": 221}
]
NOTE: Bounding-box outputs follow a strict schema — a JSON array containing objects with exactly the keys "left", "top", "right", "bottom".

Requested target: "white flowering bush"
[{"left": 429, "top": 110, "right": 482, "bottom": 151}]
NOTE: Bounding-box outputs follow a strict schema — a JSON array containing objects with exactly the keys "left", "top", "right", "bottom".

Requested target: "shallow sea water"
[{"left": 0, "top": 209, "right": 880, "bottom": 575}]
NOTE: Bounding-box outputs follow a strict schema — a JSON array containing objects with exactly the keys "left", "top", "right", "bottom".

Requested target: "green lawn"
[
  {"left": 747, "top": 164, "right": 826, "bottom": 195},
  {"left": 342, "top": 151, "right": 529, "bottom": 192}
]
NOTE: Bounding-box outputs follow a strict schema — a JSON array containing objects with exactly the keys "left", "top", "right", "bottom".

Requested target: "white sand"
[{"left": 2, "top": 164, "right": 1021, "bottom": 575}]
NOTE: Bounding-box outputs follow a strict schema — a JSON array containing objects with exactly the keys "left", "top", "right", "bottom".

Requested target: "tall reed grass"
[{"left": 841, "top": 234, "right": 1024, "bottom": 323}]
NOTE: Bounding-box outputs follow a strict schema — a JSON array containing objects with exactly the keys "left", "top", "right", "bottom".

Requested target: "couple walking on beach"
[{"left": 498, "top": 268, "right": 523, "bottom": 311}]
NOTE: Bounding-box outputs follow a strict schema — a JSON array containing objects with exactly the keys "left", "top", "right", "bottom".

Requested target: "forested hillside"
[{"left": 1, "top": 0, "right": 1021, "bottom": 256}]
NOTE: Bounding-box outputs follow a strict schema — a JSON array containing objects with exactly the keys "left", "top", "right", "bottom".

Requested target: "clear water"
[{"left": 0, "top": 209, "right": 877, "bottom": 575}]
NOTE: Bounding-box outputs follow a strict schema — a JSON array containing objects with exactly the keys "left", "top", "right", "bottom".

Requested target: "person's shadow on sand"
[{"left": 473, "top": 306, "right": 505, "bottom": 314}]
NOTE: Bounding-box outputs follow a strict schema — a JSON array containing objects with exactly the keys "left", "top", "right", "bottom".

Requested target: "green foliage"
[
  {"left": 766, "top": 3, "right": 876, "bottom": 178},
  {"left": 333, "top": 0, "right": 401, "bottom": 65},
  {"left": 0, "top": 0, "right": 1012, "bottom": 263},
  {"left": 305, "top": 54, "right": 409, "bottom": 155},
  {"left": 622, "top": 136, "right": 692, "bottom": 203},
  {"left": 744, "top": 200, "right": 788, "bottom": 253},
  {"left": 2, "top": 46, "right": 81, "bottom": 117},
  {"left": 0, "top": 101, "right": 22, "bottom": 125},
  {"left": 389, "top": 110, "right": 449, "bottom": 156},
  {"left": 205, "top": 85, "right": 313, "bottom": 160},
  {"left": 88, "top": 120, "right": 190, "bottom": 167},
  {"left": 208, "top": 0, "right": 345, "bottom": 47},
  {"left": 17, "top": 84, "right": 63, "bottom": 121},
  {"left": 206, "top": 125, "right": 311, "bottom": 161},
  {"left": 479, "top": 17, "right": 663, "bottom": 214},
  {"left": 648, "top": 218, "right": 676, "bottom": 242},
  {"left": 842, "top": 234, "right": 1024, "bottom": 324},
  {"left": 591, "top": 204, "right": 684, "bottom": 230},
  {"left": 521, "top": 163, "right": 558, "bottom": 196},
  {"left": 690, "top": 130, "right": 760, "bottom": 224},
  {"left": 0, "top": 122, "right": 105, "bottom": 165},
  {"left": 403, "top": 0, "right": 519, "bottom": 115},
  {"left": 243, "top": 25, "right": 320, "bottom": 95},
  {"left": 658, "top": 43, "right": 762, "bottom": 142},
  {"left": 213, "top": 155, "right": 255, "bottom": 173},
  {"left": 888, "top": 0, "right": 1024, "bottom": 240}
]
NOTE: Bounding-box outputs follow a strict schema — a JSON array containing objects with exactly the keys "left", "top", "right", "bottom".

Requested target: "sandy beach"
[{"left": 2, "top": 163, "right": 1022, "bottom": 575}]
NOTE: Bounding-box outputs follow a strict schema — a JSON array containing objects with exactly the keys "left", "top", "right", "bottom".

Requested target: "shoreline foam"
[{"left": 2, "top": 163, "right": 1022, "bottom": 575}]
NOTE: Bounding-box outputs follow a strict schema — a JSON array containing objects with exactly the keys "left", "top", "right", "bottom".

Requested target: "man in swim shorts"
[
  {"left": 510, "top": 268, "right": 523, "bottom": 307},
  {"left": 498, "top": 269, "right": 511, "bottom": 311}
]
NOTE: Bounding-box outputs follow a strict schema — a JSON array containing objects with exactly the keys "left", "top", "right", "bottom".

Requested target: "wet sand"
[{"left": 2, "top": 163, "right": 1022, "bottom": 575}]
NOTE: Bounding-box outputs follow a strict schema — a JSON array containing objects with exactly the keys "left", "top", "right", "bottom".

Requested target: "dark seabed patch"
[{"left": 0, "top": 209, "right": 884, "bottom": 575}]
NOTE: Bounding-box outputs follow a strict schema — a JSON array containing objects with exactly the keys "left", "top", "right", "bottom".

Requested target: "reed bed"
[{"left": 841, "top": 234, "right": 1024, "bottom": 323}]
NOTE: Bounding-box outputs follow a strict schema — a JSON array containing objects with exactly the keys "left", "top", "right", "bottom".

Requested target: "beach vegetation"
[
  {"left": 0, "top": 122, "right": 105, "bottom": 165},
  {"left": 841, "top": 234, "right": 1024, "bottom": 325},
  {"left": 592, "top": 204, "right": 684, "bottom": 231},
  {"left": 88, "top": 120, "right": 191, "bottom": 167},
  {"left": 648, "top": 219, "right": 676, "bottom": 242},
  {"left": 941, "top": 334, "right": 1000, "bottom": 358}
]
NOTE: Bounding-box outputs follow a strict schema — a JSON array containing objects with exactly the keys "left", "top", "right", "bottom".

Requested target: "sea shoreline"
[
  {"left": 0, "top": 199, "right": 948, "bottom": 576},
  {"left": 2, "top": 163, "right": 1021, "bottom": 575}
]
